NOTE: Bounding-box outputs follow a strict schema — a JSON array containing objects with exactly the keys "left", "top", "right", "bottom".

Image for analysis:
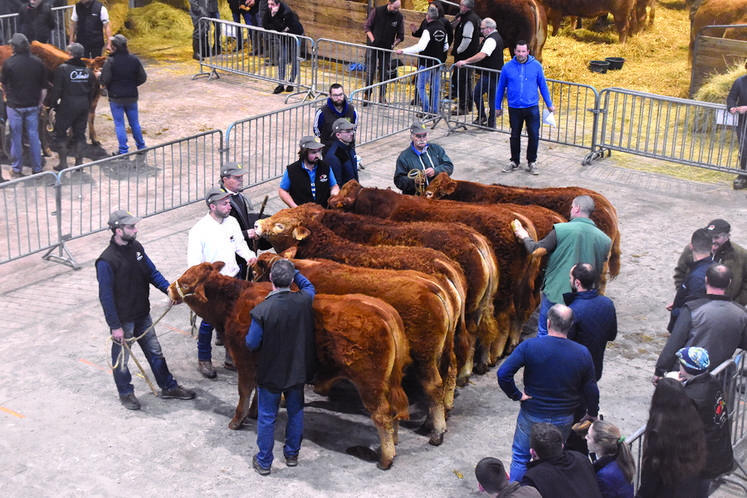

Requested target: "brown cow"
[
  {"left": 471, "top": 0, "right": 548, "bottom": 62},
  {"left": 689, "top": 0, "right": 747, "bottom": 60},
  {"left": 630, "top": 0, "right": 656, "bottom": 34},
  {"left": 424, "top": 173, "right": 621, "bottom": 287},
  {"left": 275, "top": 204, "right": 500, "bottom": 383},
  {"left": 329, "top": 181, "right": 546, "bottom": 359},
  {"left": 168, "top": 262, "right": 411, "bottom": 470},
  {"left": 0, "top": 42, "right": 105, "bottom": 153},
  {"left": 252, "top": 253, "right": 463, "bottom": 445},
  {"left": 254, "top": 208, "right": 465, "bottom": 445},
  {"left": 537, "top": 0, "right": 636, "bottom": 42}
]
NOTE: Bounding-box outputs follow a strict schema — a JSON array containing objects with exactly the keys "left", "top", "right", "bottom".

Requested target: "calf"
[{"left": 169, "top": 262, "right": 410, "bottom": 470}]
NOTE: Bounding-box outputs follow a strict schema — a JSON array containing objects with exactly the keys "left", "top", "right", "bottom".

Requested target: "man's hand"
[
  {"left": 665, "top": 301, "right": 673, "bottom": 311},
  {"left": 246, "top": 228, "right": 260, "bottom": 239},
  {"left": 246, "top": 256, "right": 257, "bottom": 266},
  {"left": 111, "top": 328, "right": 124, "bottom": 343},
  {"left": 548, "top": 105, "right": 556, "bottom": 113},
  {"left": 651, "top": 374, "right": 661, "bottom": 386},
  {"left": 424, "top": 167, "right": 436, "bottom": 178},
  {"left": 580, "top": 413, "right": 597, "bottom": 425},
  {"left": 513, "top": 220, "right": 529, "bottom": 240},
  {"left": 730, "top": 106, "right": 747, "bottom": 115},
  {"left": 519, "top": 392, "right": 532, "bottom": 401},
  {"left": 496, "top": 109, "right": 503, "bottom": 117}
]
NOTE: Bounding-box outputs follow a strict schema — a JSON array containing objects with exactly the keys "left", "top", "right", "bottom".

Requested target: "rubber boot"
[
  {"left": 54, "top": 145, "right": 68, "bottom": 172},
  {"left": 192, "top": 38, "right": 201, "bottom": 60},
  {"left": 74, "top": 141, "right": 84, "bottom": 167}
]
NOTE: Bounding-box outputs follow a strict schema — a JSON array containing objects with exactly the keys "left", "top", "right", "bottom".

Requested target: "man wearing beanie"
[
  {"left": 1, "top": 33, "right": 47, "bottom": 179},
  {"left": 678, "top": 347, "right": 734, "bottom": 494},
  {"left": 674, "top": 218, "right": 747, "bottom": 305},
  {"left": 475, "top": 457, "right": 540, "bottom": 497},
  {"left": 99, "top": 34, "right": 148, "bottom": 157}
]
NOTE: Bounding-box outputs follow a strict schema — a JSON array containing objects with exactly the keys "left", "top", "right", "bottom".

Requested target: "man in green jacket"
[{"left": 513, "top": 195, "right": 612, "bottom": 337}]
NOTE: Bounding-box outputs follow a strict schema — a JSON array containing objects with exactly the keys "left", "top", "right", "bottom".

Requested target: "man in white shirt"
[
  {"left": 187, "top": 186, "right": 257, "bottom": 378},
  {"left": 70, "top": 0, "right": 112, "bottom": 58}
]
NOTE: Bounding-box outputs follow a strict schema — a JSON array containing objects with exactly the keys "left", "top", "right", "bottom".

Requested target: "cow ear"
[
  {"left": 292, "top": 226, "right": 310, "bottom": 241},
  {"left": 445, "top": 177, "right": 457, "bottom": 195},
  {"left": 281, "top": 247, "right": 297, "bottom": 259},
  {"left": 194, "top": 283, "right": 208, "bottom": 303},
  {"left": 212, "top": 261, "right": 226, "bottom": 272}
]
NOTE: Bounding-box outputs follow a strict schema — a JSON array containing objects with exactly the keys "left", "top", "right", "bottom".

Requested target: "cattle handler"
[{"left": 96, "top": 209, "right": 196, "bottom": 410}]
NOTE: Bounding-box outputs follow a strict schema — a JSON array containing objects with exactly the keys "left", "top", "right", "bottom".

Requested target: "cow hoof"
[
  {"left": 456, "top": 376, "right": 470, "bottom": 388},
  {"left": 228, "top": 418, "right": 244, "bottom": 430},
  {"left": 472, "top": 363, "right": 488, "bottom": 375},
  {"left": 377, "top": 459, "right": 394, "bottom": 471},
  {"left": 428, "top": 432, "right": 444, "bottom": 446},
  {"left": 91, "top": 140, "right": 101, "bottom": 147}
]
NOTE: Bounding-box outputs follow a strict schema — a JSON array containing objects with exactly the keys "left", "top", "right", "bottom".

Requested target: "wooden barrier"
[{"left": 690, "top": 28, "right": 747, "bottom": 98}]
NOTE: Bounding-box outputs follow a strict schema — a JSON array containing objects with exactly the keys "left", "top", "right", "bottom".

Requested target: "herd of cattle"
[{"left": 169, "top": 175, "right": 620, "bottom": 470}]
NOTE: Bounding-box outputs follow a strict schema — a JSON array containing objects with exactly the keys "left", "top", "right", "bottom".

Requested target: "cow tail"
[
  {"left": 388, "top": 317, "right": 411, "bottom": 421},
  {"left": 608, "top": 231, "right": 622, "bottom": 279},
  {"left": 531, "top": 0, "right": 546, "bottom": 60}
]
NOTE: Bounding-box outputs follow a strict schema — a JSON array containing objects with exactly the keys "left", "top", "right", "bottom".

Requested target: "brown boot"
[{"left": 198, "top": 360, "right": 217, "bottom": 379}]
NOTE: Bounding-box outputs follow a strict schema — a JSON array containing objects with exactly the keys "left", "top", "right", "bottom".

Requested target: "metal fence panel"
[
  {"left": 597, "top": 88, "right": 742, "bottom": 173},
  {"left": 0, "top": 6, "right": 72, "bottom": 51},
  {"left": 225, "top": 99, "right": 323, "bottom": 186},
  {"left": 0, "top": 173, "right": 59, "bottom": 264},
  {"left": 194, "top": 18, "right": 314, "bottom": 96}
]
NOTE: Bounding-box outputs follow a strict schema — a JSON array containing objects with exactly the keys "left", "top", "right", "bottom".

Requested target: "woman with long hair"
[
  {"left": 636, "top": 378, "right": 707, "bottom": 498},
  {"left": 586, "top": 419, "right": 634, "bottom": 498}
]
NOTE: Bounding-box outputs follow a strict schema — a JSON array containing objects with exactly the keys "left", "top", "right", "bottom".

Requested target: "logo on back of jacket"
[{"left": 70, "top": 70, "right": 90, "bottom": 81}]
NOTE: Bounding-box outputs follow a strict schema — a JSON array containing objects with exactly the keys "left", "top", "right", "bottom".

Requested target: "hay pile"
[{"left": 694, "top": 63, "right": 745, "bottom": 103}]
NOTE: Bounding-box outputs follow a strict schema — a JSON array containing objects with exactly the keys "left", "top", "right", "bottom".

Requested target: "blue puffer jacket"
[
  {"left": 495, "top": 54, "right": 553, "bottom": 110},
  {"left": 593, "top": 455, "right": 633, "bottom": 498}
]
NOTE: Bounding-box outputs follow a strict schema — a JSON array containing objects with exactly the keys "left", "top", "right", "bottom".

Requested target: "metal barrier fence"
[
  {"left": 225, "top": 98, "right": 323, "bottom": 186},
  {"left": 626, "top": 354, "right": 747, "bottom": 493},
  {"left": 313, "top": 38, "right": 440, "bottom": 102},
  {"left": 193, "top": 18, "right": 315, "bottom": 99},
  {"left": 592, "top": 88, "right": 743, "bottom": 172},
  {"left": 0, "top": 130, "right": 222, "bottom": 268},
  {"left": 0, "top": 6, "right": 72, "bottom": 51},
  {"left": 446, "top": 65, "right": 599, "bottom": 151}
]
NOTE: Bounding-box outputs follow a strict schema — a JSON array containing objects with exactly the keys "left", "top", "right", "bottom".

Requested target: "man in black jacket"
[
  {"left": 728, "top": 61, "right": 747, "bottom": 189},
  {"left": 451, "top": 0, "right": 481, "bottom": 114},
  {"left": 246, "top": 259, "right": 316, "bottom": 475},
  {"left": 265, "top": 0, "right": 303, "bottom": 94},
  {"left": 678, "top": 346, "right": 734, "bottom": 494},
  {"left": 363, "top": 0, "right": 404, "bottom": 104},
  {"left": 50, "top": 42, "right": 96, "bottom": 171},
  {"left": 189, "top": 0, "right": 221, "bottom": 60},
  {"left": 324, "top": 118, "right": 358, "bottom": 188},
  {"left": 99, "top": 34, "right": 147, "bottom": 156},
  {"left": 18, "top": 0, "right": 56, "bottom": 44},
  {"left": 70, "top": 0, "right": 111, "bottom": 57},
  {"left": 218, "top": 161, "right": 273, "bottom": 279},
  {"left": 278, "top": 136, "right": 340, "bottom": 208}
]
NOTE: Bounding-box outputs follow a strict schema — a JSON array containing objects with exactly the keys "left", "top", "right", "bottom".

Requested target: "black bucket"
[
  {"left": 589, "top": 60, "right": 610, "bottom": 74},
  {"left": 605, "top": 57, "right": 625, "bottom": 70}
]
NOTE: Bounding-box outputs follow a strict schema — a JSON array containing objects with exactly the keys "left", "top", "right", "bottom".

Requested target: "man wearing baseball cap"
[
  {"left": 324, "top": 118, "right": 358, "bottom": 188},
  {"left": 187, "top": 186, "right": 257, "bottom": 378},
  {"left": 393, "top": 121, "right": 454, "bottom": 195},
  {"left": 674, "top": 218, "right": 747, "bottom": 305},
  {"left": 278, "top": 135, "right": 340, "bottom": 208},
  {"left": 219, "top": 161, "right": 272, "bottom": 279},
  {"left": 96, "top": 209, "right": 196, "bottom": 410},
  {"left": 677, "top": 347, "right": 734, "bottom": 492}
]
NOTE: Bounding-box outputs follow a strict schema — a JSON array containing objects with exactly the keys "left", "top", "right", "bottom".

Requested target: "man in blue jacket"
[
  {"left": 324, "top": 118, "right": 358, "bottom": 188},
  {"left": 496, "top": 40, "right": 555, "bottom": 175}
]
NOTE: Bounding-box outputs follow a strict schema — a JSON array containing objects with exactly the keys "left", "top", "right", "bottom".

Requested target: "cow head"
[
  {"left": 328, "top": 179, "right": 363, "bottom": 210},
  {"left": 168, "top": 262, "right": 226, "bottom": 304},
  {"left": 254, "top": 205, "right": 324, "bottom": 253},
  {"left": 250, "top": 251, "right": 300, "bottom": 282},
  {"left": 424, "top": 173, "right": 457, "bottom": 199}
]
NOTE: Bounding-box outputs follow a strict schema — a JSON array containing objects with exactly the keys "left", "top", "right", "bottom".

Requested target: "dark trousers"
[
  {"left": 473, "top": 71, "right": 498, "bottom": 127},
  {"left": 452, "top": 64, "right": 474, "bottom": 111},
  {"left": 365, "top": 47, "right": 391, "bottom": 100},
  {"left": 508, "top": 105, "right": 541, "bottom": 164}
]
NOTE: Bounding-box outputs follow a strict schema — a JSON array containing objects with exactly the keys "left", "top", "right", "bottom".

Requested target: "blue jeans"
[
  {"left": 508, "top": 105, "right": 541, "bottom": 164},
  {"left": 255, "top": 385, "right": 305, "bottom": 468},
  {"left": 109, "top": 101, "right": 145, "bottom": 155},
  {"left": 474, "top": 72, "right": 498, "bottom": 127},
  {"left": 111, "top": 315, "right": 177, "bottom": 395},
  {"left": 536, "top": 293, "right": 554, "bottom": 337},
  {"left": 509, "top": 407, "right": 574, "bottom": 482},
  {"left": 417, "top": 65, "right": 441, "bottom": 114},
  {"left": 8, "top": 106, "right": 42, "bottom": 173},
  {"left": 197, "top": 319, "right": 214, "bottom": 361}
]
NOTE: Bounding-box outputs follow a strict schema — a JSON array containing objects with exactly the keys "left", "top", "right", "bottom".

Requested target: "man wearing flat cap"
[
  {"left": 278, "top": 136, "right": 340, "bottom": 208},
  {"left": 678, "top": 346, "right": 734, "bottom": 490},
  {"left": 393, "top": 122, "right": 454, "bottom": 195},
  {"left": 219, "top": 161, "right": 272, "bottom": 279},
  {"left": 674, "top": 219, "right": 747, "bottom": 305},
  {"left": 188, "top": 187, "right": 257, "bottom": 378},
  {"left": 324, "top": 118, "right": 358, "bottom": 188},
  {"left": 96, "top": 209, "right": 196, "bottom": 411}
]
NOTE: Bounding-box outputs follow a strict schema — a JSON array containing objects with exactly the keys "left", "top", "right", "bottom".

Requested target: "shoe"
[
  {"left": 10, "top": 170, "right": 25, "bottom": 179},
  {"left": 362, "top": 100, "right": 369, "bottom": 107},
  {"left": 161, "top": 385, "right": 196, "bottom": 400},
  {"left": 273, "top": 84, "right": 285, "bottom": 94},
  {"left": 223, "top": 358, "right": 237, "bottom": 371},
  {"left": 285, "top": 86, "right": 294, "bottom": 92},
  {"left": 54, "top": 163, "right": 67, "bottom": 172},
  {"left": 451, "top": 107, "right": 468, "bottom": 116},
  {"left": 214, "top": 333, "right": 224, "bottom": 346},
  {"left": 119, "top": 392, "right": 141, "bottom": 410},
  {"left": 527, "top": 162, "right": 539, "bottom": 175},
  {"left": 0, "top": 176, "right": 6, "bottom": 183},
  {"left": 501, "top": 161, "right": 519, "bottom": 173},
  {"left": 198, "top": 360, "right": 217, "bottom": 379},
  {"left": 285, "top": 454, "right": 298, "bottom": 467},
  {"left": 733, "top": 176, "right": 747, "bottom": 190},
  {"left": 473, "top": 116, "right": 488, "bottom": 125},
  {"left": 253, "top": 455, "right": 271, "bottom": 476}
]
